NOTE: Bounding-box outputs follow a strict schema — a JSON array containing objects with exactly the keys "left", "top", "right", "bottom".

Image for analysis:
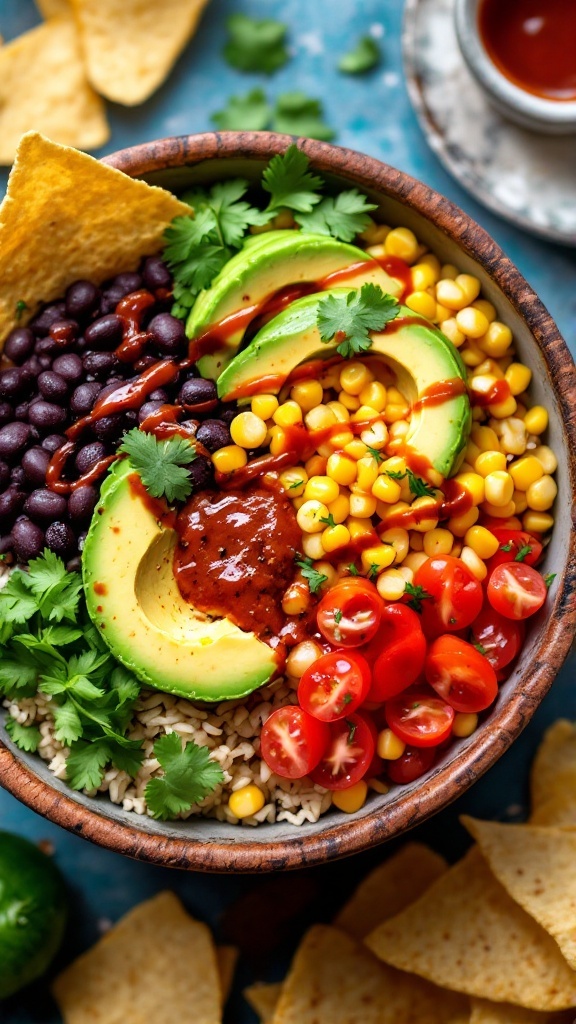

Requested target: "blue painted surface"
[{"left": 0, "top": 1, "right": 574, "bottom": 1021}]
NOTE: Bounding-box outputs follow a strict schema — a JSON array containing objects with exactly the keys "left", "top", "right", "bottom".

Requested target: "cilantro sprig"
[
  {"left": 404, "top": 582, "right": 432, "bottom": 613},
  {"left": 317, "top": 283, "right": 401, "bottom": 359},
  {"left": 271, "top": 93, "right": 335, "bottom": 141},
  {"left": 385, "top": 467, "right": 436, "bottom": 498},
  {"left": 514, "top": 544, "right": 532, "bottom": 563},
  {"left": 223, "top": 14, "right": 288, "bottom": 74},
  {"left": 119, "top": 429, "right": 197, "bottom": 504},
  {"left": 145, "top": 733, "right": 224, "bottom": 821},
  {"left": 338, "top": 36, "right": 381, "bottom": 74},
  {"left": 295, "top": 555, "right": 328, "bottom": 595},
  {"left": 212, "top": 88, "right": 272, "bottom": 131}
]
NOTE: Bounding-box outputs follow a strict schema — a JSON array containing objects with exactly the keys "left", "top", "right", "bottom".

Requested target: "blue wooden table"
[{"left": 0, "top": 1, "right": 574, "bottom": 1021}]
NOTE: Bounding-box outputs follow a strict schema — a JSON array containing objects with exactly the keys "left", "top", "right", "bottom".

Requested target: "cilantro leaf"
[
  {"left": 288, "top": 479, "right": 304, "bottom": 490},
  {"left": 4, "top": 717, "right": 41, "bottom": 753},
  {"left": 404, "top": 582, "right": 432, "bottom": 613},
  {"left": 514, "top": 544, "right": 532, "bottom": 563},
  {"left": 338, "top": 36, "right": 381, "bottom": 74},
  {"left": 295, "top": 555, "right": 328, "bottom": 595},
  {"left": 0, "top": 573, "right": 38, "bottom": 624},
  {"left": 334, "top": 609, "right": 343, "bottom": 624},
  {"left": 15, "top": 299, "right": 29, "bottom": 321},
  {"left": 297, "top": 190, "right": 377, "bottom": 242},
  {"left": 212, "top": 88, "right": 272, "bottom": 131},
  {"left": 366, "top": 446, "right": 384, "bottom": 464},
  {"left": 223, "top": 14, "right": 288, "bottom": 74},
  {"left": 407, "top": 470, "right": 437, "bottom": 498},
  {"left": 500, "top": 542, "right": 513, "bottom": 552},
  {"left": 0, "top": 657, "right": 39, "bottom": 698},
  {"left": 119, "top": 429, "right": 197, "bottom": 504},
  {"left": 317, "top": 284, "right": 400, "bottom": 359},
  {"left": 544, "top": 572, "right": 557, "bottom": 589},
  {"left": 66, "top": 740, "right": 111, "bottom": 792},
  {"left": 367, "top": 564, "right": 380, "bottom": 581},
  {"left": 145, "top": 733, "right": 224, "bottom": 821},
  {"left": 347, "top": 564, "right": 360, "bottom": 576},
  {"left": 319, "top": 513, "right": 336, "bottom": 528},
  {"left": 272, "top": 92, "right": 336, "bottom": 142},
  {"left": 262, "top": 145, "right": 324, "bottom": 213},
  {"left": 473, "top": 641, "right": 487, "bottom": 655},
  {"left": 53, "top": 699, "right": 83, "bottom": 746},
  {"left": 385, "top": 469, "right": 406, "bottom": 480}
]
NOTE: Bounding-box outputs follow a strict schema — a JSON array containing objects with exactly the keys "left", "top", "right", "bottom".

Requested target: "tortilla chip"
[
  {"left": 365, "top": 846, "right": 576, "bottom": 1011},
  {"left": 0, "top": 132, "right": 190, "bottom": 342},
  {"left": 530, "top": 792, "right": 576, "bottom": 828},
  {"left": 0, "top": 20, "right": 108, "bottom": 166},
  {"left": 465, "top": 816, "right": 576, "bottom": 971},
  {"left": 334, "top": 843, "right": 447, "bottom": 941},
  {"left": 216, "top": 945, "right": 238, "bottom": 1006},
  {"left": 270, "top": 925, "right": 469, "bottom": 1024},
  {"left": 470, "top": 997, "right": 573, "bottom": 1023},
  {"left": 244, "top": 982, "right": 283, "bottom": 1023},
  {"left": 530, "top": 720, "right": 576, "bottom": 812},
  {"left": 35, "top": 0, "right": 70, "bottom": 17},
  {"left": 52, "top": 891, "right": 221, "bottom": 1024},
  {"left": 70, "top": 0, "right": 210, "bottom": 105}
]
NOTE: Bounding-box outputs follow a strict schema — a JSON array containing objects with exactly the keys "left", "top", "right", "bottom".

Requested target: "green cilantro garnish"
[
  {"left": 338, "top": 36, "right": 381, "bottom": 74},
  {"left": 119, "top": 429, "right": 197, "bottom": 504},
  {"left": 296, "top": 190, "right": 377, "bottom": 241},
  {"left": 4, "top": 717, "right": 41, "bottom": 753},
  {"left": 514, "top": 544, "right": 532, "bottom": 562},
  {"left": 366, "top": 446, "right": 384, "bottom": 464},
  {"left": 145, "top": 733, "right": 224, "bottom": 821},
  {"left": 295, "top": 555, "right": 328, "bottom": 595},
  {"left": 500, "top": 542, "right": 513, "bottom": 552},
  {"left": 334, "top": 609, "right": 343, "bottom": 625},
  {"left": 544, "top": 572, "right": 557, "bottom": 589},
  {"left": 272, "top": 92, "right": 336, "bottom": 141},
  {"left": 407, "top": 470, "right": 436, "bottom": 498},
  {"left": 15, "top": 299, "right": 28, "bottom": 321},
  {"left": 319, "top": 513, "right": 337, "bottom": 529},
  {"left": 262, "top": 145, "right": 324, "bottom": 214},
  {"left": 212, "top": 88, "right": 272, "bottom": 131},
  {"left": 347, "top": 564, "right": 360, "bottom": 576},
  {"left": 473, "top": 641, "right": 487, "bottom": 655},
  {"left": 342, "top": 693, "right": 353, "bottom": 706},
  {"left": 223, "top": 14, "right": 288, "bottom": 74},
  {"left": 317, "top": 284, "right": 400, "bottom": 359},
  {"left": 288, "top": 479, "right": 305, "bottom": 490},
  {"left": 404, "top": 581, "right": 432, "bottom": 613},
  {"left": 449, "top": 617, "right": 457, "bottom": 625},
  {"left": 367, "top": 564, "right": 380, "bottom": 581},
  {"left": 346, "top": 719, "right": 358, "bottom": 744},
  {"left": 385, "top": 469, "right": 405, "bottom": 480}
]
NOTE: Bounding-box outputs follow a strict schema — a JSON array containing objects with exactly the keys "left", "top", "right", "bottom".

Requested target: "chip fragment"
[
  {"left": 470, "top": 997, "right": 573, "bottom": 1023},
  {"left": 216, "top": 945, "right": 238, "bottom": 1006},
  {"left": 530, "top": 720, "right": 576, "bottom": 816},
  {"left": 244, "top": 982, "right": 283, "bottom": 1024},
  {"left": 35, "top": 0, "right": 70, "bottom": 17}
]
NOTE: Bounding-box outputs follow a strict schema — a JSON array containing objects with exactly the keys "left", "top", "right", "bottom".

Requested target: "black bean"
[
  {"left": 66, "top": 555, "right": 82, "bottom": 572},
  {"left": 45, "top": 522, "right": 76, "bottom": 559},
  {"left": 113, "top": 272, "right": 142, "bottom": 294},
  {"left": 92, "top": 414, "right": 125, "bottom": 443},
  {"left": 35, "top": 336, "right": 59, "bottom": 357},
  {"left": 196, "top": 419, "right": 231, "bottom": 453},
  {"left": 124, "top": 410, "right": 138, "bottom": 427},
  {"left": 148, "top": 313, "right": 186, "bottom": 355},
  {"left": 0, "top": 488, "right": 26, "bottom": 524},
  {"left": 14, "top": 402, "right": 30, "bottom": 421},
  {"left": 133, "top": 355, "right": 157, "bottom": 373},
  {"left": 0, "top": 368, "right": 26, "bottom": 401},
  {"left": 97, "top": 379, "right": 125, "bottom": 402},
  {"left": 188, "top": 456, "right": 214, "bottom": 491},
  {"left": 41, "top": 434, "right": 66, "bottom": 455},
  {"left": 219, "top": 408, "right": 237, "bottom": 426},
  {"left": 38, "top": 371, "right": 69, "bottom": 402},
  {"left": 52, "top": 353, "right": 83, "bottom": 382},
  {"left": 22, "top": 446, "right": 50, "bottom": 485},
  {"left": 70, "top": 381, "right": 101, "bottom": 417},
  {"left": 0, "top": 535, "right": 14, "bottom": 555},
  {"left": 30, "top": 303, "right": 66, "bottom": 337},
  {"left": 0, "top": 461, "right": 9, "bottom": 490},
  {"left": 75, "top": 442, "right": 106, "bottom": 475},
  {"left": 4, "top": 327, "right": 35, "bottom": 364},
  {"left": 21, "top": 355, "right": 44, "bottom": 380},
  {"left": 65, "top": 280, "right": 100, "bottom": 320},
  {"left": 38, "top": 355, "right": 53, "bottom": 370},
  {"left": 12, "top": 518, "right": 45, "bottom": 561},
  {"left": 137, "top": 400, "right": 165, "bottom": 424},
  {"left": 0, "top": 422, "right": 31, "bottom": 460},
  {"left": 143, "top": 255, "right": 172, "bottom": 292},
  {"left": 68, "top": 485, "right": 98, "bottom": 523},
  {"left": 10, "top": 467, "right": 26, "bottom": 487},
  {"left": 178, "top": 378, "right": 217, "bottom": 406},
  {"left": 84, "top": 314, "right": 123, "bottom": 351},
  {"left": 0, "top": 404, "right": 13, "bottom": 427},
  {"left": 100, "top": 285, "right": 127, "bottom": 315},
  {"left": 23, "top": 488, "right": 68, "bottom": 522},
  {"left": 148, "top": 389, "right": 168, "bottom": 402},
  {"left": 28, "top": 401, "right": 67, "bottom": 431},
  {"left": 49, "top": 319, "right": 79, "bottom": 346},
  {"left": 82, "top": 352, "right": 117, "bottom": 379}
]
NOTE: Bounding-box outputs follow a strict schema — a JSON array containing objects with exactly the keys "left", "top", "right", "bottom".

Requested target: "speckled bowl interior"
[{"left": 1, "top": 133, "right": 575, "bottom": 872}]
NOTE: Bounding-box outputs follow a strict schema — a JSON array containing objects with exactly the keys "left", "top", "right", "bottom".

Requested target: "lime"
[{"left": 0, "top": 831, "right": 67, "bottom": 999}]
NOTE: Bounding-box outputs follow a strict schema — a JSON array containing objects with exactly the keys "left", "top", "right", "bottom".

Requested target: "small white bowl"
[{"left": 455, "top": 0, "right": 576, "bottom": 135}]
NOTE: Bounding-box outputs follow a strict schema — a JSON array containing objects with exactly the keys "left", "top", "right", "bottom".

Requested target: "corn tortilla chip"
[
  {"left": 244, "top": 982, "right": 283, "bottom": 1023},
  {"left": 35, "top": 0, "right": 70, "bottom": 17},
  {"left": 464, "top": 816, "right": 576, "bottom": 971},
  {"left": 365, "top": 846, "right": 576, "bottom": 1011},
  {"left": 470, "top": 997, "right": 573, "bottom": 1023},
  {"left": 0, "top": 20, "right": 108, "bottom": 166},
  {"left": 334, "top": 843, "right": 447, "bottom": 941},
  {"left": 52, "top": 891, "right": 221, "bottom": 1024},
  {"left": 216, "top": 945, "right": 238, "bottom": 1005},
  {"left": 530, "top": 720, "right": 576, "bottom": 812},
  {"left": 0, "top": 132, "right": 190, "bottom": 342},
  {"left": 530, "top": 792, "right": 576, "bottom": 828},
  {"left": 270, "top": 925, "right": 469, "bottom": 1024},
  {"left": 70, "top": 0, "right": 210, "bottom": 105}
]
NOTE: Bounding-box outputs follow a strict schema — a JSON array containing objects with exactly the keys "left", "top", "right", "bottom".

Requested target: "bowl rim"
[{"left": 0, "top": 131, "right": 575, "bottom": 872}]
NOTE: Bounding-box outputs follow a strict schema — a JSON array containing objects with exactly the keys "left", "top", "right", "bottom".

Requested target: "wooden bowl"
[{"left": 1, "top": 133, "right": 575, "bottom": 871}]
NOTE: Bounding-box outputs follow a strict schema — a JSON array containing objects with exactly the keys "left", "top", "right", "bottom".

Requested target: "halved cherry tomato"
[
  {"left": 260, "top": 705, "right": 329, "bottom": 780},
  {"left": 469, "top": 604, "right": 524, "bottom": 671},
  {"left": 425, "top": 634, "right": 498, "bottom": 712},
  {"left": 481, "top": 515, "right": 523, "bottom": 534},
  {"left": 316, "top": 580, "right": 383, "bottom": 648},
  {"left": 298, "top": 651, "right": 371, "bottom": 723},
  {"left": 485, "top": 529, "right": 543, "bottom": 575},
  {"left": 385, "top": 688, "right": 455, "bottom": 748},
  {"left": 487, "top": 562, "right": 548, "bottom": 620},
  {"left": 362, "top": 603, "right": 427, "bottom": 701},
  {"left": 309, "top": 712, "right": 376, "bottom": 790},
  {"left": 413, "top": 555, "right": 483, "bottom": 637},
  {"left": 387, "top": 745, "right": 436, "bottom": 785}
]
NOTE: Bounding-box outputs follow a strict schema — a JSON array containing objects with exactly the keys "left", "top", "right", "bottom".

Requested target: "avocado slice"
[
  {"left": 218, "top": 291, "right": 471, "bottom": 479},
  {"left": 187, "top": 231, "right": 405, "bottom": 380},
  {"left": 83, "top": 459, "right": 277, "bottom": 701}
]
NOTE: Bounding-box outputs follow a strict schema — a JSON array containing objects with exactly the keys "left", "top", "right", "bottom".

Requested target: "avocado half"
[
  {"left": 187, "top": 230, "right": 405, "bottom": 380},
  {"left": 218, "top": 291, "right": 472, "bottom": 479},
  {"left": 82, "top": 459, "right": 277, "bottom": 702}
]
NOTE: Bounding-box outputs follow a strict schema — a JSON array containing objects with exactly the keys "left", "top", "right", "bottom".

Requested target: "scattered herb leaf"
[
  {"left": 272, "top": 92, "right": 336, "bottom": 141},
  {"left": 473, "top": 641, "right": 487, "bottom": 655},
  {"left": 317, "top": 283, "right": 400, "bottom": 359},
  {"left": 404, "top": 581, "right": 432, "bottom": 613},
  {"left": 211, "top": 88, "right": 272, "bottom": 131},
  {"left": 223, "top": 14, "right": 288, "bottom": 74},
  {"left": 366, "top": 446, "right": 384, "bottom": 463},
  {"left": 15, "top": 299, "right": 28, "bottom": 320},
  {"left": 334, "top": 609, "right": 343, "bottom": 625},
  {"left": 288, "top": 479, "right": 304, "bottom": 490},
  {"left": 385, "top": 469, "right": 405, "bottom": 480},
  {"left": 338, "top": 36, "right": 381, "bottom": 74},
  {"left": 500, "top": 542, "right": 513, "bottom": 552},
  {"left": 367, "top": 564, "right": 380, "bottom": 581},
  {"left": 119, "top": 429, "right": 197, "bottom": 504},
  {"left": 4, "top": 717, "right": 41, "bottom": 753},
  {"left": 262, "top": 144, "right": 324, "bottom": 214},
  {"left": 296, "top": 190, "right": 377, "bottom": 242},
  {"left": 145, "top": 733, "right": 224, "bottom": 821},
  {"left": 295, "top": 555, "right": 328, "bottom": 595},
  {"left": 407, "top": 470, "right": 437, "bottom": 498},
  {"left": 514, "top": 544, "right": 532, "bottom": 563},
  {"left": 346, "top": 719, "right": 358, "bottom": 744},
  {"left": 347, "top": 564, "right": 360, "bottom": 576},
  {"left": 319, "top": 513, "right": 336, "bottom": 529},
  {"left": 544, "top": 573, "right": 557, "bottom": 589}
]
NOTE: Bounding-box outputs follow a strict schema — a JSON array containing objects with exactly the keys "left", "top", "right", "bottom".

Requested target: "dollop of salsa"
[{"left": 173, "top": 484, "right": 302, "bottom": 642}]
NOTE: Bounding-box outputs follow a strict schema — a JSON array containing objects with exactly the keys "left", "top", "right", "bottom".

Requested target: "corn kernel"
[
  {"left": 465, "top": 441, "right": 482, "bottom": 467},
  {"left": 509, "top": 456, "right": 543, "bottom": 491},
  {"left": 410, "top": 263, "right": 436, "bottom": 290},
  {"left": 423, "top": 528, "right": 453, "bottom": 557},
  {"left": 273, "top": 400, "right": 303, "bottom": 427},
  {"left": 269, "top": 426, "right": 287, "bottom": 455},
  {"left": 441, "top": 317, "right": 465, "bottom": 347},
  {"left": 474, "top": 450, "right": 507, "bottom": 477},
  {"left": 526, "top": 475, "right": 557, "bottom": 512},
  {"left": 452, "top": 713, "right": 479, "bottom": 738},
  {"left": 322, "top": 523, "right": 351, "bottom": 553},
  {"left": 346, "top": 517, "right": 376, "bottom": 540},
  {"left": 406, "top": 290, "right": 437, "bottom": 319},
  {"left": 434, "top": 302, "right": 452, "bottom": 324},
  {"left": 349, "top": 493, "right": 377, "bottom": 518},
  {"left": 420, "top": 253, "right": 442, "bottom": 279},
  {"left": 409, "top": 530, "right": 424, "bottom": 550},
  {"left": 384, "top": 226, "right": 419, "bottom": 264},
  {"left": 478, "top": 321, "right": 512, "bottom": 358},
  {"left": 436, "top": 279, "right": 468, "bottom": 310},
  {"left": 251, "top": 393, "right": 279, "bottom": 420},
  {"left": 360, "top": 418, "right": 388, "bottom": 450},
  {"left": 282, "top": 582, "right": 311, "bottom": 616},
  {"left": 388, "top": 421, "right": 410, "bottom": 444},
  {"left": 524, "top": 406, "right": 548, "bottom": 435},
  {"left": 448, "top": 506, "right": 479, "bottom": 536},
  {"left": 351, "top": 405, "right": 382, "bottom": 425},
  {"left": 403, "top": 551, "right": 429, "bottom": 573},
  {"left": 315, "top": 561, "right": 338, "bottom": 590},
  {"left": 472, "top": 299, "right": 496, "bottom": 322},
  {"left": 461, "top": 341, "right": 486, "bottom": 367},
  {"left": 304, "top": 475, "right": 340, "bottom": 504},
  {"left": 505, "top": 363, "right": 532, "bottom": 396},
  {"left": 228, "top": 784, "right": 265, "bottom": 820},
  {"left": 484, "top": 470, "right": 514, "bottom": 507},
  {"left": 440, "top": 263, "right": 459, "bottom": 280},
  {"left": 304, "top": 404, "right": 337, "bottom": 431},
  {"left": 338, "top": 390, "right": 361, "bottom": 411},
  {"left": 464, "top": 525, "right": 499, "bottom": 559},
  {"left": 326, "top": 453, "right": 357, "bottom": 486},
  {"left": 456, "top": 306, "right": 489, "bottom": 339},
  {"left": 495, "top": 416, "right": 527, "bottom": 457},
  {"left": 327, "top": 493, "right": 350, "bottom": 524},
  {"left": 279, "top": 467, "right": 308, "bottom": 496},
  {"left": 397, "top": 565, "right": 414, "bottom": 584},
  {"left": 290, "top": 379, "right": 324, "bottom": 411},
  {"left": 380, "top": 527, "right": 410, "bottom": 562},
  {"left": 372, "top": 474, "right": 402, "bottom": 504},
  {"left": 376, "top": 568, "right": 407, "bottom": 601},
  {"left": 344, "top": 438, "right": 369, "bottom": 460},
  {"left": 323, "top": 429, "right": 354, "bottom": 454},
  {"left": 471, "top": 425, "right": 501, "bottom": 452},
  {"left": 326, "top": 400, "right": 350, "bottom": 423},
  {"left": 532, "top": 445, "right": 557, "bottom": 474},
  {"left": 409, "top": 496, "right": 440, "bottom": 533},
  {"left": 368, "top": 779, "right": 390, "bottom": 794},
  {"left": 356, "top": 456, "right": 380, "bottom": 492},
  {"left": 385, "top": 403, "right": 410, "bottom": 423},
  {"left": 297, "top": 499, "right": 329, "bottom": 534},
  {"left": 377, "top": 729, "right": 406, "bottom": 760},
  {"left": 512, "top": 490, "right": 528, "bottom": 514},
  {"left": 305, "top": 454, "right": 327, "bottom": 477},
  {"left": 340, "top": 361, "right": 374, "bottom": 395},
  {"left": 286, "top": 640, "right": 323, "bottom": 679},
  {"left": 211, "top": 444, "right": 247, "bottom": 473},
  {"left": 332, "top": 780, "right": 368, "bottom": 814},
  {"left": 302, "top": 533, "right": 325, "bottom": 560},
  {"left": 460, "top": 546, "right": 487, "bottom": 581},
  {"left": 523, "top": 510, "right": 554, "bottom": 533},
  {"left": 361, "top": 544, "right": 395, "bottom": 574},
  {"left": 488, "top": 394, "right": 518, "bottom": 419},
  {"left": 482, "top": 499, "right": 517, "bottom": 518},
  {"left": 360, "top": 220, "right": 391, "bottom": 244},
  {"left": 474, "top": 358, "right": 505, "bottom": 380}
]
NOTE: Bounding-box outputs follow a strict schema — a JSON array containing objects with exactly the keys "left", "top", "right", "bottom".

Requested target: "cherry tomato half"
[
  {"left": 309, "top": 712, "right": 376, "bottom": 790},
  {"left": 387, "top": 745, "right": 436, "bottom": 785},
  {"left": 413, "top": 555, "right": 483, "bottom": 637},
  {"left": 385, "top": 688, "right": 455, "bottom": 748},
  {"left": 362, "top": 603, "right": 427, "bottom": 701},
  {"left": 485, "top": 529, "right": 543, "bottom": 575},
  {"left": 316, "top": 580, "right": 383, "bottom": 648},
  {"left": 469, "top": 604, "right": 524, "bottom": 671},
  {"left": 298, "top": 651, "right": 372, "bottom": 723},
  {"left": 487, "top": 563, "right": 548, "bottom": 621},
  {"left": 260, "top": 705, "right": 329, "bottom": 780},
  {"left": 425, "top": 634, "right": 498, "bottom": 713}
]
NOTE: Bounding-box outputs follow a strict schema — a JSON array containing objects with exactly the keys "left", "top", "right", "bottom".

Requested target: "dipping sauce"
[
  {"left": 173, "top": 485, "right": 302, "bottom": 642},
  {"left": 479, "top": 0, "right": 576, "bottom": 101}
]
